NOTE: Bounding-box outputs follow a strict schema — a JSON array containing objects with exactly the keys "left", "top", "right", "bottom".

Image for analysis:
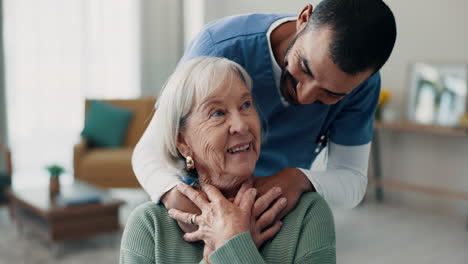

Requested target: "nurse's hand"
[
  {"left": 235, "top": 183, "right": 285, "bottom": 248},
  {"left": 161, "top": 185, "right": 202, "bottom": 233},
  {"left": 254, "top": 168, "right": 314, "bottom": 221}
]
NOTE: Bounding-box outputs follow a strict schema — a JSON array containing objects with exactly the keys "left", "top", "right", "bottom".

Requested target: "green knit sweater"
[{"left": 120, "top": 192, "right": 336, "bottom": 264}]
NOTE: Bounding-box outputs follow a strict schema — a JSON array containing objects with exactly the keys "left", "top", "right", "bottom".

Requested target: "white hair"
[{"left": 154, "top": 56, "right": 253, "bottom": 172}]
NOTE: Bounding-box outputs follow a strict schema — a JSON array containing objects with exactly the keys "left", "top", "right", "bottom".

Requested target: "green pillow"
[{"left": 81, "top": 101, "right": 134, "bottom": 148}]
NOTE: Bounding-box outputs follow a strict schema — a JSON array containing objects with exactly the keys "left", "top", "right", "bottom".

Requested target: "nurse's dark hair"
[{"left": 307, "top": 0, "right": 396, "bottom": 75}]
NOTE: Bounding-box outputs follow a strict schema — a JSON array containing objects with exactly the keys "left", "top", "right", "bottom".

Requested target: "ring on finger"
[{"left": 190, "top": 214, "right": 197, "bottom": 225}]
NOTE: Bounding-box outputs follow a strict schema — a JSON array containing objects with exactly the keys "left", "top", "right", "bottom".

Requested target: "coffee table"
[{"left": 5, "top": 180, "right": 125, "bottom": 254}]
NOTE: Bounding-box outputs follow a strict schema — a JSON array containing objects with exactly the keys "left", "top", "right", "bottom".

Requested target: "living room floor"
[{"left": 0, "top": 189, "right": 467, "bottom": 264}]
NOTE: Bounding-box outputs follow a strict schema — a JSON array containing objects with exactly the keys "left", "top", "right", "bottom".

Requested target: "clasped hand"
[{"left": 168, "top": 182, "right": 286, "bottom": 260}]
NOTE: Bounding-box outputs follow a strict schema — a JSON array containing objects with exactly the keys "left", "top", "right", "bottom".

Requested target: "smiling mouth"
[
  {"left": 280, "top": 83, "right": 299, "bottom": 105},
  {"left": 289, "top": 84, "right": 298, "bottom": 102},
  {"left": 280, "top": 72, "right": 299, "bottom": 105},
  {"left": 227, "top": 143, "right": 251, "bottom": 154}
]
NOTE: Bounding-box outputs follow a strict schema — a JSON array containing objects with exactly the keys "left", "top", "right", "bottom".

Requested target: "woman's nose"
[{"left": 229, "top": 113, "right": 248, "bottom": 135}]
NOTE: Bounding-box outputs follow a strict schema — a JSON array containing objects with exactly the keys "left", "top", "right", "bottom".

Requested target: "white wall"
[
  {"left": 193, "top": 0, "right": 468, "bottom": 214},
  {"left": 204, "top": 0, "right": 309, "bottom": 19},
  {"left": 140, "top": 0, "right": 184, "bottom": 96},
  {"left": 183, "top": 0, "right": 205, "bottom": 48},
  {"left": 0, "top": 2, "right": 7, "bottom": 171},
  {"left": 0, "top": 78, "right": 5, "bottom": 172},
  {"left": 382, "top": 0, "right": 468, "bottom": 112},
  {"left": 377, "top": 0, "right": 468, "bottom": 215}
]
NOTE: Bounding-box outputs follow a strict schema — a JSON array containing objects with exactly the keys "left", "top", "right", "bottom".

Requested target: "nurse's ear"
[{"left": 296, "top": 4, "right": 314, "bottom": 32}]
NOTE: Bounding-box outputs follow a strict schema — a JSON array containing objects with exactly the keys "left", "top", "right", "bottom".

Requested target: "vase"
[{"left": 49, "top": 176, "right": 60, "bottom": 195}]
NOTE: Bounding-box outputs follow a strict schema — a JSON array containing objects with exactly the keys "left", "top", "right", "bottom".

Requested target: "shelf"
[
  {"left": 371, "top": 120, "right": 468, "bottom": 204},
  {"left": 370, "top": 179, "right": 468, "bottom": 201},
  {"left": 374, "top": 120, "right": 468, "bottom": 137}
]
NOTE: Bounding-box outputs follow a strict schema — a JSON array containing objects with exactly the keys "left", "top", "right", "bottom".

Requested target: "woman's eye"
[
  {"left": 241, "top": 101, "right": 252, "bottom": 110},
  {"left": 210, "top": 109, "right": 225, "bottom": 118}
]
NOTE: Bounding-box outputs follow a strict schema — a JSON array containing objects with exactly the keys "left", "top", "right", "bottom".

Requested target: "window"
[{"left": 4, "top": 0, "right": 141, "bottom": 187}]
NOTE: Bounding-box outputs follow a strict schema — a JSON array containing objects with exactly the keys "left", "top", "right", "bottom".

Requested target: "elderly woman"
[{"left": 120, "top": 57, "right": 336, "bottom": 264}]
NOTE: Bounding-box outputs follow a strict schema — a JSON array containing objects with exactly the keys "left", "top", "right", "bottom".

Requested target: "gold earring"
[{"left": 186, "top": 156, "right": 195, "bottom": 170}]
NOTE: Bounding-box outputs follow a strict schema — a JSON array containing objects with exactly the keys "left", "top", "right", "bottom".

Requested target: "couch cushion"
[
  {"left": 79, "top": 149, "right": 135, "bottom": 183},
  {"left": 81, "top": 101, "right": 134, "bottom": 148}
]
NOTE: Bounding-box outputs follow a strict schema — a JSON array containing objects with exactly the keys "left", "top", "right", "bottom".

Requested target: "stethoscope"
[{"left": 315, "top": 130, "right": 329, "bottom": 154}]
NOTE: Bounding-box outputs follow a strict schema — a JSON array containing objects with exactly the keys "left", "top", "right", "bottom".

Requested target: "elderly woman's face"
[{"left": 177, "top": 74, "right": 261, "bottom": 190}]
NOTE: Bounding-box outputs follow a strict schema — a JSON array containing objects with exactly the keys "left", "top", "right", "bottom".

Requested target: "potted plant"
[{"left": 46, "top": 164, "right": 65, "bottom": 195}]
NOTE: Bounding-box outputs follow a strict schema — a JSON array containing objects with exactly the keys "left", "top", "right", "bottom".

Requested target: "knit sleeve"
[
  {"left": 294, "top": 193, "right": 336, "bottom": 263},
  {"left": 120, "top": 203, "right": 156, "bottom": 264},
  {"left": 120, "top": 249, "right": 155, "bottom": 264},
  {"left": 209, "top": 232, "right": 266, "bottom": 264},
  {"left": 295, "top": 245, "right": 336, "bottom": 264}
]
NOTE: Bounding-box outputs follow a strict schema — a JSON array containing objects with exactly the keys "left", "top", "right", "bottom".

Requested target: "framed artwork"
[{"left": 407, "top": 63, "right": 468, "bottom": 126}]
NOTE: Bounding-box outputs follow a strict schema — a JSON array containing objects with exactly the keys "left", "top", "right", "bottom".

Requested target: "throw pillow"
[{"left": 81, "top": 101, "right": 134, "bottom": 147}]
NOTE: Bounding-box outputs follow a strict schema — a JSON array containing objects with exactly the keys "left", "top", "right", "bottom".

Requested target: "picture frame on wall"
[{"left": 407, "top": 62, "right": 468, "bottom": 127}]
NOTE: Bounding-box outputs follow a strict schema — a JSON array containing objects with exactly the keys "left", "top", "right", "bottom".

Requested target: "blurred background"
[{"left": 0, "top": 0, "right": 467, "bottom": 263}]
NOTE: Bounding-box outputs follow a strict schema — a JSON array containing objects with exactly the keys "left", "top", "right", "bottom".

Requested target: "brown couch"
[
  {"left": 0, "top": 143, "right": 12, "bottom": 205},
  {"left": 73, "top": 98, "right": 156, "bottom": 188}
]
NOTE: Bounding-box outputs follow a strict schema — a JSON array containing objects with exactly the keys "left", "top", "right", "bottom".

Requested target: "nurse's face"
[{"left": 280, "top": 26, "right": 373, "bottom": 105}]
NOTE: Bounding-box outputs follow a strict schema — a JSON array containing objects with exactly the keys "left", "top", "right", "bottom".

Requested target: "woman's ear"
[
  {"left": 296, "top": 4, "right": 313, "bottom": 31},
  {"left": 176, "top": 132, "right": 191, "bottom": 158}
]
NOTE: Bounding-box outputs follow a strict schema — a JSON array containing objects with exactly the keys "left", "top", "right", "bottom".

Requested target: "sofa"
[
  {"left": 0, "top": 143, "right": 12, "bottom": 205},
  {"left": 73, "top": 98, "right": 156, "bottom": 188}
]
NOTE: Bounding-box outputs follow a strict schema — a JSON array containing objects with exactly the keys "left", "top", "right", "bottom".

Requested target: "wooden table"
[
  {"left": 372, "top": 120, "right": 468, "bottom": 202},
  {"left": 5, "top": 180, "right": 125, "bottom": 254}
]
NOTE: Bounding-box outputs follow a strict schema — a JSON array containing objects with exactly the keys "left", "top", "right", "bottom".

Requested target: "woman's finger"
[
  {"left": 239, "top": 188, "right": 257, "bottom": 211},
  {"left": 176, "top": 183, "right": 209, "bottom": 210},
  {"left": 201, "top": 184, "right": 226, "bottom": 202},
  {"left": 234, "top": 183, "right": 251, "bottom": 206},
  {"left": 253, "top": 186, "right": 282, "bottom": 218},
  {"left": 258, "top": 221, "right": 282, "bottom": 246},
  {"left": 256, "top": 197, "right": 287, "bottom": 231},
  {"left": 203, "top": 245, "right": 214, "bottom": 263},
  {"left": 168, "top": 208, "right": 199, "bottom": 225},
  {"left": 183, "top": 230, "right": 203, "bottom": 242}
]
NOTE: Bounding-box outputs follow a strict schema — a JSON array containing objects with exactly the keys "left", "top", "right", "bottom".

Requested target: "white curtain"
[{"left": 4, "top": 0, "right": 141, "bottom": 186}]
